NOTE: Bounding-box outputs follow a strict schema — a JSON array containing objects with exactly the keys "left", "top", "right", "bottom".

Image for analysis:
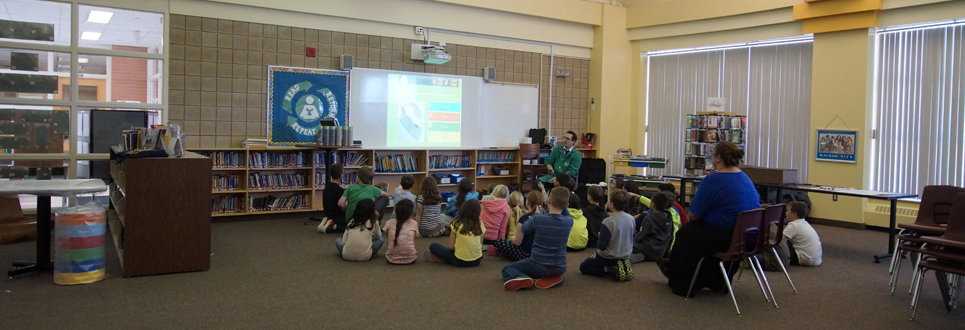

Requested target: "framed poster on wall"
[
  {"left": 267, "top": 66, "right": 349, "bottom": 146},
  {"left": 816, "top": 129, "right": 857, "bottom": 163}
]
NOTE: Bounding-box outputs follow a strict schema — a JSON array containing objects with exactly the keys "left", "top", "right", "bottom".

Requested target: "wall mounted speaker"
[
  {"left": 340, "top": 54, "right": 353, "bottom": 70},
  {"left": 483, "top": 66, "right": 496, "bottom": 82}
]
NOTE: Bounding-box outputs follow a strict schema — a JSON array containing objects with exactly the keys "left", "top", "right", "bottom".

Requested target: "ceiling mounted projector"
[{"left": 410, "top": 43, "right": 451, "bottom": 65}]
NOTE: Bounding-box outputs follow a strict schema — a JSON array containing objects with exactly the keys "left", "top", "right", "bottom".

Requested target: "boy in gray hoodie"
[
  {"left": 579, "top": 189, "right": 636, "bottom": 282},
  {"left": 629, "top": 192, "right": 675, "bottom": 264}
]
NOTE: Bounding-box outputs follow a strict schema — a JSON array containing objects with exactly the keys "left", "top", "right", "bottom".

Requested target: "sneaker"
[
  {"left": 424, "top": 251, "right": 445, "bottom": 263},
  {"left": 535, "top": 275, "right": 564, "bottom": 289},
  {"left": 504, "top": 277, "right": 534, "bottom": 291},
  {"left": 616, "top": 259, "right": 634, "bottom": 282},
  {"left": 487, "top": 246, "right": 507, "bottom": 257},
  {"left": 316, "top": 219, "right": 331, "bottom": 233}
]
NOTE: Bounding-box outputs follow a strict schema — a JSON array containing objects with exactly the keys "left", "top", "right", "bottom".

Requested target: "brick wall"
[
  {"left": 109, "top": 45, "right": 148, "bottom": 103},
  {"left": 167, "top": 15, "right": 590, "bottom": 148}
]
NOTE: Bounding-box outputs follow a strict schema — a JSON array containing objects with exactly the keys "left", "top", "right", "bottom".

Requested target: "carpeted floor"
[{"left": 1, "top": 216, "right": 963, "bottom": 329}]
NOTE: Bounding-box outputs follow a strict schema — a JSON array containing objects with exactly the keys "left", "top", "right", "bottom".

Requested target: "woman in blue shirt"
[{"left": 661, "top": 141, "right": 760, "bottom": 297}]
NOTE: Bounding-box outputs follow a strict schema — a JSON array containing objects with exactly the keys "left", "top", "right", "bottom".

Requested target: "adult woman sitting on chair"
[{"left": 661, "top": 141, "right": 760, "bottom": 297}]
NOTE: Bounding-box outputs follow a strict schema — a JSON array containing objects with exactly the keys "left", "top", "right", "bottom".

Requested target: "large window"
[
  {"left": 645, "top": 37, "right": 813, "bottom": 182},
  {"left": 0, "top": 0, "right": 166, "bottom": 208},
  {"left": 872, "top": 21, "right": 965, "bottom": 195}
]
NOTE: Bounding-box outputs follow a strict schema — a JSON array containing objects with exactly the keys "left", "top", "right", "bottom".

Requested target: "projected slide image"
[
  {"left": 386, "top": 74, "right": 463, "bottom": 147},
  {"left": 398, "top": 102, "right": 424, "bottom": 142}
]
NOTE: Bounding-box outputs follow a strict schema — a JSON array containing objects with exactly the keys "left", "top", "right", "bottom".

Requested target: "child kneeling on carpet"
[
  {"left": 480, "top": 185, "right": 510, "bottom": 245},
  {"left": 489, "top": 192, "right": 542, "bottom": 261},
  {"left": 426, "top": 199, "right": 485, "bottom": 267},
  {"left": 384, "top": 199, "right": 419, "bottom": 265},
  {"left": 629, "top": 192, "right": 674, "bottom": 264},
  {"left": 580, "top": 189, "right": 635, "bottom": 281},
  {"left": 336, "top": 198, "right": 384, "bottom": 262},
  {"left": 502, "top": 186, "right": 574, "bottom": 291}
]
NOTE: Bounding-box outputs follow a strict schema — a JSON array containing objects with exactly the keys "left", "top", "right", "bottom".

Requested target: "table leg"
[
  {"left": 8, "top": 195, "right": 53, "bottom": 277},
  {"left": 874, "top": 199, "right": 898, "bottom": 263}
]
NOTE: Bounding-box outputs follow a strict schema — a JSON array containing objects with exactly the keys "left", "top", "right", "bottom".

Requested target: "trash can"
[{"left": 53, "top": 202, "right": 107, "bottom": 285}]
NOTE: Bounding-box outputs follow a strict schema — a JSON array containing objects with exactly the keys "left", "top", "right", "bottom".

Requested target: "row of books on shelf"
[
  {"left": 478, "top": 151, "right": 516, "bottom": 162},
  {"left": 213, "top": 174, "right": 240, "bottom": 191},
  {"left": 685, "top": 129, "right": 745, "bottom": 144},
  {"left": 248, "top": 194, "right": 309, "bottom": 212},
  {"left": 249, "top": 151, "right": 307, "bottom": 168},
  {"left": 313, "top": 152, "right": 368, "bottom": 167},
  {"left": 684, "top": 156, "right": 713, "bottom": 171},
  {"left": 375, "top": 154, "right": 419, "bottom": 173},
  {"left": 429, "top": 155, "right": 471, "bottom": 169},
  {"left": 249, "top": 173, "right": 308, "bottom": 190},
  {"left": 314, "top": 172, "right": 357, "bottom": 188},
  {"left": 212, "top": 196, "right": 243, "bottom": 214},
  {"left": 686, "top": 115, "right": 747, "bottom": 130},
  {"left": 196, "top": 151, "right": 245, "bottom": 168}
]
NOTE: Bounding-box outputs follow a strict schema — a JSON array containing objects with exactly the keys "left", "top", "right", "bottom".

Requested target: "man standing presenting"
[{"left": 539, "top": 131, "right": 582, "bottom": 185}]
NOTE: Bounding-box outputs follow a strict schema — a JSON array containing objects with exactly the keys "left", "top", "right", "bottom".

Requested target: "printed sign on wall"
[
  {"left": 267, "top": 66, "right": 349, "bottom": 146},
  {"left": 816, "top": 129, "right": 857, "bottom": 163}
]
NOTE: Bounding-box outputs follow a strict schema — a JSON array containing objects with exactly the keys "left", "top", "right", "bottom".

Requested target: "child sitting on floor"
[
  {"left": 582, "top": 186, "right": 608, "bottom": 248},
  {"left": 629, "top": 192, "right": 674, "bottom": 264},
  {"left": 502, "top": 186, "right": 574, "bottom": 291},
  {"left": 317, "top": 164, "right": 346, "bottom": 233},
  {"left": 384, "top": 199, "right": 418, "bottom": 265},
  {"left": 489, "top": 192, "right": 542, "bottom": 261},
  {"left": 783, "top": 201, "right": 823, "bottom": 267},
  {"left": 338, "top": 166, "right": 390, "bottom": 228},
  {"left": 392, "top": 175, "right": 417, "bottom": 218},
  {"left": 416, "top": 177, "right": 448, "bottom": 238},
  {"left": 446, "top": 179, "right": 479, "bottom": 218},
  {"left": 506, "top": 191, "right": 526, "bottom": 239},
  {"left": 567, "top": 192, "right": 588, "bottom": 251},
  {"left": 580, "top": 189, "right": 635, "bottom": 281},
  {"left": 426, "top": 199, "right": 485, "bottom": 267},
  {"left": 480, "top": 185, "right": 510, "bottom": 245},
  {"left": 336, "top": 198, "right": 384, "bottom": 262}
]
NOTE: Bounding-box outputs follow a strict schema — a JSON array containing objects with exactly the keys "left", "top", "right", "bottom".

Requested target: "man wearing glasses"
[{"left": 539, "top": 131, "right": 582, "bottom": 186}]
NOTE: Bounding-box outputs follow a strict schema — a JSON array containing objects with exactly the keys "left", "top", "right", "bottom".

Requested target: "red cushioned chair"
[
  {"left": 890, "top": 185, "right": 965, "bottom": 295},
  {"left": 910, "top": 192, "right": 965, "bottom": 320},
  {"left": 686, "top": 208, "right": 768, "bottom": 315}
]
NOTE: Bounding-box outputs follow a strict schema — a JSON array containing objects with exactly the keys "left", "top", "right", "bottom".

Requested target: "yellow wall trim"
[
  {"left": 428, "top": 0, "right": 603, "bottom": 26},
  {"left": 802, "top": 10, "right": 878, "bottom": 34},
  {"left": 793, "top": 0, "right": 882, "bottom": 20},
  {"left": 626, "top": 0, "right": 801, "bottom": 29}
]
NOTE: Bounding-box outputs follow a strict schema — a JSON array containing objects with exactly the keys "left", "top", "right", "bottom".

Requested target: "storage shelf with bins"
[
  {"left": 684, "top": 112, "right": 747, "bottom": 176},
  {"left": 475, "top": 148, "right": 520, "bottom": 192}
]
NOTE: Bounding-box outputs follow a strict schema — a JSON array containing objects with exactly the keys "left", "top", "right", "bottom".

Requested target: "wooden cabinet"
[{"left": 108, "top": 148, "right": 212, "bottom": 277}]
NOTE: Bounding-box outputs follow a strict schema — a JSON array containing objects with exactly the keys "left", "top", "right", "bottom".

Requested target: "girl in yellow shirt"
[{"left": 426, "top": 199, "right": 485, "bottom": 267}]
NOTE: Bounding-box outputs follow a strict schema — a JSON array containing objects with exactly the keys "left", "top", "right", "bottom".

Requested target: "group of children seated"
[{"left": 315, "top": 164, "right": 823, "bottom": 291}]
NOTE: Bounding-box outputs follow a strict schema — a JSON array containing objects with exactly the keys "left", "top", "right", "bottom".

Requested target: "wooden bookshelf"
[{"left": 108, "top": 148, "right": 211, "bottom": 277}]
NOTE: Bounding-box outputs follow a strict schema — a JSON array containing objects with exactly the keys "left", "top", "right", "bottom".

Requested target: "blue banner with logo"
[{"left": 267, "top": 66, "right": 349, "bottom": 146}]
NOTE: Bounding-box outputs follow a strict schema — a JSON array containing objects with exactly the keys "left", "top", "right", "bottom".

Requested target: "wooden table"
[
  {"left": 662, "top": 174, "right": 705, "bottom": 206},
  {"left": 754, "top": 183, "right": 917, "bottom": 263}
]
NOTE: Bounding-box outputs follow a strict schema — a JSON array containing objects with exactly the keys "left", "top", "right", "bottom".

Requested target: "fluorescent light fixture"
[
  {"left": 87, "top": 11, "right": 114, "bottom": 24},
  {"left": 78, "top": 58, "right": 89, "bottom": 63},
  {"left": 81, "top": 31, "right": 101, "bottom": 41}
]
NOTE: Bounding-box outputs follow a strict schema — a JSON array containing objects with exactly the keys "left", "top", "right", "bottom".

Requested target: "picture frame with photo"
[{"left": 816, "top": 129, "right": 857, "bottom": 163}]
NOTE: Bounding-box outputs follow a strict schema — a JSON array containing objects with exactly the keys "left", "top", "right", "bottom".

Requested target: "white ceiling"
[{"left": 0, "top": 0, "right": 163, "bottom": 49}]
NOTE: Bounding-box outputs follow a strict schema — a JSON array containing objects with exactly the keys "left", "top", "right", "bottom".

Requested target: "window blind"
[
  {"left": 645, "top": 41, "right": 813, "bottom": 182},
  {"left": 872, "top": 24, "right": 965, "bottom": 195}
]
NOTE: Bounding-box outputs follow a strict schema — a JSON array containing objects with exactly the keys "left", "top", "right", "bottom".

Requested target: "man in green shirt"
[{"left": 539, "top": 130, "right": 582, "bottom": 185}]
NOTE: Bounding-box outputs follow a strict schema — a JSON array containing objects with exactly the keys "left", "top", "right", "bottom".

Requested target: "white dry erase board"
[{"left": 349, "top": 68, "right": 537, "bottom": 148}]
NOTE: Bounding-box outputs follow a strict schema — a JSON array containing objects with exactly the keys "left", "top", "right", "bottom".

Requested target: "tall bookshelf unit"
[
  {"left": 684, "top": 112, "right": 747, "bottom": 175},
  {"left": 475, "top": 148, "right": 521, "bottom": 191}
]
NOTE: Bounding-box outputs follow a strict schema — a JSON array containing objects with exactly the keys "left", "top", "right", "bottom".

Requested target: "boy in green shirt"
[{"left": 339, "top": 166, "right": 390, "bottom": 223}]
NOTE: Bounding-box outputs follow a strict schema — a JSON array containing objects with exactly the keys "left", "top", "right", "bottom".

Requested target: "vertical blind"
[
  {"left": 873, "top": 24, "right": 965, "bottom": 195},
  {"left": 646, "top": 41, "right": 813, "bottom": 182}
]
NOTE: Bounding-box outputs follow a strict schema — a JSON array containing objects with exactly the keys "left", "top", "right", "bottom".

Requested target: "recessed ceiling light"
[
  {"left": 87, "top": 11, "right": 113, "bottom": 24},
  {"left": 81, "top": 32, "right": 101, "bottom": 41},
  {"left": 78, "top": 58, "right": 89, "bottom": 63}
]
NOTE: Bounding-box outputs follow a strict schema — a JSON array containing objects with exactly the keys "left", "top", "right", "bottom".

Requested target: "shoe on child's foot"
[
  {"left": 424, "top": 251, "right": 445, "bottom": 263},
  {"left": 616, "top": 259, "right": 634, "bottom": 282},
  {"left": 535, "top": 275, "right": 564, "bottom": 289},
  {"left": 487, "top": 246, "right": 507, "bottom": 257},
  {"left": 316, "top": 218, "right": 331, "bottom": 233},
  {"left": 504, "top": 277, "right": 534, "bottom": 291}
]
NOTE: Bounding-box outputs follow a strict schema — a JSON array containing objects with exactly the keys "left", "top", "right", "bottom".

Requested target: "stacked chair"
[
  {"left": 890, "top": 185, "right": 965, "bottom": 295},
  {"left": 910, "top": 192, "right": 965, "bottom": 320}
]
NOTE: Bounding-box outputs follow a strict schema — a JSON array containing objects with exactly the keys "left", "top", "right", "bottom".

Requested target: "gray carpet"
[{"left": 1, "top": 216, "right": 963, "bottom": 329}]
